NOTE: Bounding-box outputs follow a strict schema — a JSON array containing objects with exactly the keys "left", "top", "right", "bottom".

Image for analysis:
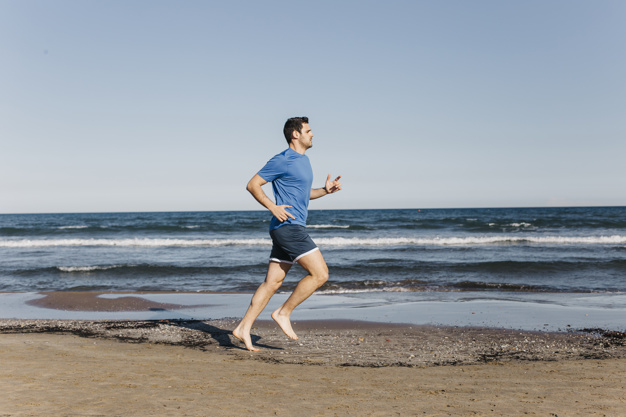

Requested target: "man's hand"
[
  {"left": 271, "top": 205, "right": 296, "bottom": 223},
  {"left": 247, "top": 174, "right": 296, "bottom": 222},
  {"left": 310, "top": 174, "right": 343, "bottom": 200},
  {"left": 325, "top": 174, "right": 342, "bottom": 194}
]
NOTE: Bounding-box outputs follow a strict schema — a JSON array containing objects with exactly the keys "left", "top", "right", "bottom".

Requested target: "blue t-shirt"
[{"left": 258, "top": 148, "right": 313, "bottom": 231}]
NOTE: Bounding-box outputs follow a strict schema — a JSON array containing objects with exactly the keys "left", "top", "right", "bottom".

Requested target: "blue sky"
[{"left": 2, "top": 0, "right": 624, "bottom": 213}]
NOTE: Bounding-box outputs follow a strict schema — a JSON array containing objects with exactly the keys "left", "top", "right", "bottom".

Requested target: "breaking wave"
[{"left": 2, "top": 235, "right": 626, "bottom": 248}]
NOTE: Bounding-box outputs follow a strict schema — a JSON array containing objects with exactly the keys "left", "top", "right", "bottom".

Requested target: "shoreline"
[{"left": 2, "top": 290, "right": 625, "bottom": 333}]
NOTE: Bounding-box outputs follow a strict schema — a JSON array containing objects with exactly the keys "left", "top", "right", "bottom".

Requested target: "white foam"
[
  {"left": 317, "top": 287, "right": 411, "bottom": 295},
  {"left": 2, "top": 235, "right": 625, "bottom": 248},
  {"left": 508, "top": 222, "right": 532, "bottom": 227},
  {"left": 0, "top": 238, "right": 272, "bottom": 248},
  {"left": 57, "top": 265, "right": 123, "bottom": 272},
  {"left": 314, "top": 235, "right": 626, "bottom": 246},
  {"left": 58, "top": 225, "right": 89, "bottom": 229},
  {"left": 307, "top": 224, "right": 350, "bottom": 229},
  {"left": 488, "top": 222, "right": 533, "bottom": 228}
]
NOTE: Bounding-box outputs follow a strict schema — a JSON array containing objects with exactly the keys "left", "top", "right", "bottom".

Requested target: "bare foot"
[
  {"left": 271, "top": 309, "right": 298, "bottom": 340},
  {"left": 232, "top": 325, "right": 260, "bottom": 352}
]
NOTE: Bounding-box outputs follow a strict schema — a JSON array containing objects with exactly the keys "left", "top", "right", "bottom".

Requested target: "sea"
[{"left": 1, "top": 206, "right": 625, "bottom": 296}]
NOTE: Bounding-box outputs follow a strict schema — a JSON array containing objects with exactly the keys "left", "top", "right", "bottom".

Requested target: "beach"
[{"left": 2, "top": 317, "right": 626, "bottom": 416}]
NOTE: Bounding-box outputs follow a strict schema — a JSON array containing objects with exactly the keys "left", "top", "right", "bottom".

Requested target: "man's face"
[{"left": 296, "top": 123, "right": 314, "bottom": 149}]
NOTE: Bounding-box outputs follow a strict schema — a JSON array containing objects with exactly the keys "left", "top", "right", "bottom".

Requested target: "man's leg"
[
  {"left": 271, "top": 250, "right": 329, "bottom": 340},
  {"left": 233, "top": 261, "right": 291, "bottom": 351}
]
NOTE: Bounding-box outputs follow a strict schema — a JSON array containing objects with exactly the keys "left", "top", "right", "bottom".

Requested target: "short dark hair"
[{"left": 283, "top": 117, "right": 309, "bottom": 144}]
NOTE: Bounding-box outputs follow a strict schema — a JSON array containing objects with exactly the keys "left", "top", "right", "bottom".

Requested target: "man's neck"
[{"left": 289, "top": 142, "right": 307, "bottom": 155}]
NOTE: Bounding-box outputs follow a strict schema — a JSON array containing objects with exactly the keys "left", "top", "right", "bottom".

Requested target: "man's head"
[{"left": 283, "top": 117, "right": 310, "bottom": 145}]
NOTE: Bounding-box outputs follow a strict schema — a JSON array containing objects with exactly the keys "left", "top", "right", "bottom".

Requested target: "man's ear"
[{"left": 291, "top": 130, "right": 301, "bottom": 141}]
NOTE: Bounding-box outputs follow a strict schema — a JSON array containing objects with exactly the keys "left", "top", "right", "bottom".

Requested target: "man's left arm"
[{"left": 311, "top": 174, "right": 342, "bottom": 200}]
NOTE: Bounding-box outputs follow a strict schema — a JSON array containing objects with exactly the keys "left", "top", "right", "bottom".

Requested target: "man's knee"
[
  {"left": 264, "top": 275, "right": 285, "bottom": 291},
  {"left": 264, "top": 261, "right": 290, "bottom": 290},
  {"left": 313, "top": 267, "right": 329, "bottom": 285},
  {"left": 297, "top": 250, "right": 329, "bottom": 285},
  {"left": 266, "top": 280, "right": 283, "bottom": 291},
  {"left": 264, "top": 274, "right": 285, "bottom": 290}
]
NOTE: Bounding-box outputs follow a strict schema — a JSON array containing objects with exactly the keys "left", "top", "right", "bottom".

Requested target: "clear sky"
[{"left": 2, "top": 0, "right": 625, "bottom": 213}]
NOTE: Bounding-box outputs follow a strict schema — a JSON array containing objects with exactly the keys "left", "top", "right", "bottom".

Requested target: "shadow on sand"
[{"left": 161, "top": 316, "right": 283, "bottom": 352}]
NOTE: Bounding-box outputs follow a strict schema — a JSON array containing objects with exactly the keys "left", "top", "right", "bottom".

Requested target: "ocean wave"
[
  {"left": 15, "top": 263, "right": 269, "bottom": 279},
  {"left": 316, "top": 279, "right": 551, "bottom": 294},
  {"left": 452, "top": 281, "right": 546, "bottom": 291},
  {"left": 2, "top": 235, "right": 626, "bottom": 248},
  {"left": 57, "top": 225, "right": 89, "bottom": 230},
  {"left": 307, "top": 224, "right": 350, "bottom": 229},
  {"left": 315, "top": 235, "right": 626, "bottom": 246},
  {"left": 487, "top": 222, "right": 533, "bottom": 228},
  {"left": 58, "top": 265, "right": 124, "bottom": 272},
  {"left": 317, "top": 287, "right": 412, "bottom": 294},
  {"left": 318, "top": 278, "right": 423, "bottom": 294},
  {"left": 0, "top": 238, "right": 272, "bottom": 248}
]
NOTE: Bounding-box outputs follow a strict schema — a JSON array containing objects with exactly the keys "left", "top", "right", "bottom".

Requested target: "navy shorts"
[{"left": 269, "top": 225, "right": 319, "bottom": 264}]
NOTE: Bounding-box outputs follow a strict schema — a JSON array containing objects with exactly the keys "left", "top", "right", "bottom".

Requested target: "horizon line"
[{"left": 2, "top": 204, "right": 625, "bottom": 216}]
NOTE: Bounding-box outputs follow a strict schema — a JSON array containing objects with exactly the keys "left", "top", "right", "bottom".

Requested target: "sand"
[{"left": 1, "top": 318, "right": 626, "bottom": 416}]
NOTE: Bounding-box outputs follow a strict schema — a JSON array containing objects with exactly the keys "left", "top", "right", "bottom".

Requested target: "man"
[{"left": 232, "top": 116, "right": 342, "bottom": 351}]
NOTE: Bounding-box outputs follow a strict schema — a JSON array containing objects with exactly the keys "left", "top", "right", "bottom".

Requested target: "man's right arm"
[{"left": 246, "top": 174, "right": 295, "bottom": 223}]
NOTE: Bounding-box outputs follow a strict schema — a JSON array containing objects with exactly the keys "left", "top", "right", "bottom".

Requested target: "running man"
[{"left": 232, "top": 116, "right": 342, "bottom": 351}]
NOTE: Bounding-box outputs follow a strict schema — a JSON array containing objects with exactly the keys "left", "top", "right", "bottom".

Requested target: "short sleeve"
[{"left": 257, "top": 153, "right": 285, "bottom": 182}]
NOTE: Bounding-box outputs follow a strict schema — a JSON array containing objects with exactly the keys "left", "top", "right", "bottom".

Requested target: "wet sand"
[{"left": 1, "top": 318, "right": 626, "bottom": 416}]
